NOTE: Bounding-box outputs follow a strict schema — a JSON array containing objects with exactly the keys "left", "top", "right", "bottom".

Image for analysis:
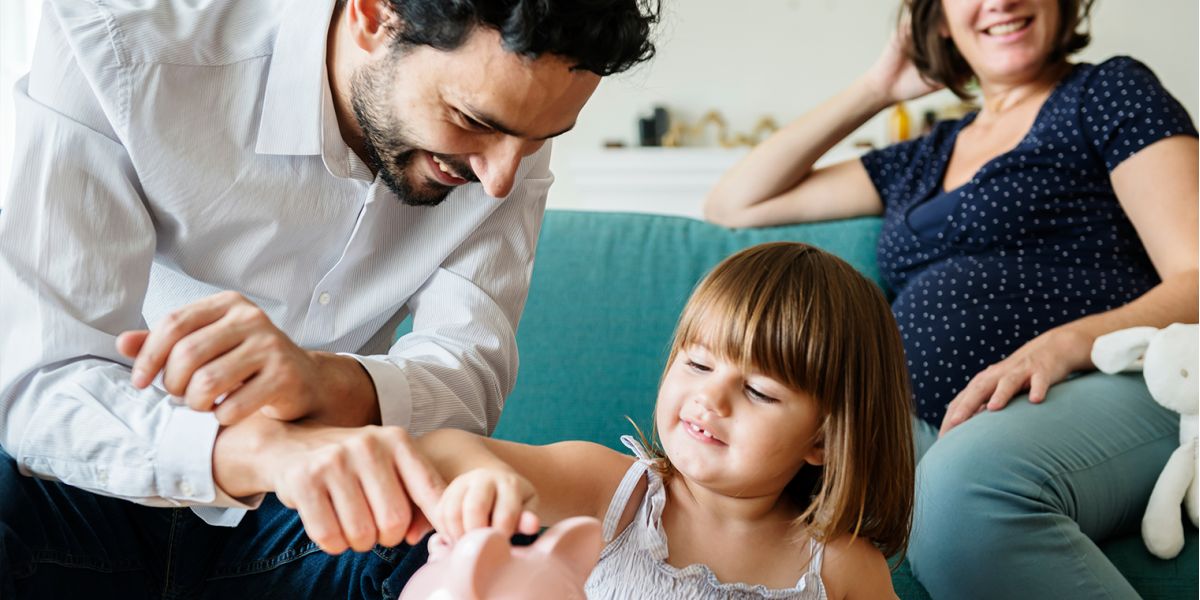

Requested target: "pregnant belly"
[{"left": 889, "top": 255, "right": 1151, "bottom": 424}]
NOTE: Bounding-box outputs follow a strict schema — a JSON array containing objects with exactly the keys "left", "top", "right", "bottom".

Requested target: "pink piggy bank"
[{"left": 398, "top": 516, "right": 604, "bottom": 600}]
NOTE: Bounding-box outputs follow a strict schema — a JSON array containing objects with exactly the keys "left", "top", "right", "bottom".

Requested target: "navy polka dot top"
[{"left": 860, "top": 56, "right": 1198, "bottom": 426}]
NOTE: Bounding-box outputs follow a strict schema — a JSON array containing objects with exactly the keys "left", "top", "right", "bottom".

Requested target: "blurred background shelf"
[{"left": 566, "top": 146, "right": 864, "bottom": 219}]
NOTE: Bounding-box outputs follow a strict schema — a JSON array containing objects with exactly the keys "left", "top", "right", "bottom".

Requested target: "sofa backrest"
[{"left": 492, "top": 210, "right": 884, "bottom": 449}]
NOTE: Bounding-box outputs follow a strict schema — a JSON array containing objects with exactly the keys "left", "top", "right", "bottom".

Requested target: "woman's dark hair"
[
  {"left": 904, "top": 0, "right": 1094, "bottom": 98},
  {"left": 371, "top": 0, "right": 659, "bottom": 76}
]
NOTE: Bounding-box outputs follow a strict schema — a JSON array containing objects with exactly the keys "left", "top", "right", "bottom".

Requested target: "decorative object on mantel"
[
  {"left": 637, "top": 105, "right": 671, "bottom": 146},
  {"left": 887, "top": 101, "right": 912, "bottom": 143},
  {"left": 920, "top": 110, "right": 937, "bottom": 136},
  {"left": 886, "top": 99, "right": 978, "bottom": 143},
  {"left": 660, "top": 110, "right": 779, "bottom": 148}
]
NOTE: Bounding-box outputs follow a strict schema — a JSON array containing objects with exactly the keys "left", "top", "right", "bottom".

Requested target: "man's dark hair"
[
  {"left": 904, "top": 0, "right": 1094, "bottom": 98},
  {"left": 376, "top": 0, "right": 660, "bottom": 76}
]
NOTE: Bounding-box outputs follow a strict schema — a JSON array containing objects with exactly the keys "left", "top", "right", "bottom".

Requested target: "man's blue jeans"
[{"left": 0, "top": 449, "right": 429, "bottom": 600}]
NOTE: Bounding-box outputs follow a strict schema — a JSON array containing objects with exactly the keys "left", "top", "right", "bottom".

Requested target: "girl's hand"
[
  {"left": 939, "top": 328, "right": 1094, "bottom": 437},
  {"left": 437, "top": 468, "right": 541, "bottom": 541},
  {"left": 863, "top": 19, "right": 943, "bottom": 104}
]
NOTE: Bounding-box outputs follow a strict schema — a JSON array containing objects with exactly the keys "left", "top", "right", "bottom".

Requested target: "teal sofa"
[{"left": 486, "top": 209, "right": 1197, "bottom": 598}]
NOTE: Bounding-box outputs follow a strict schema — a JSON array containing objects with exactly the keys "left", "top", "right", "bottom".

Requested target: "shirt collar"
[
  {"left": 255, "top": 0, "right": 336, "bottom": 157},
  {"left": 319, "top": 65, "right": 374, "bottom": 181}
]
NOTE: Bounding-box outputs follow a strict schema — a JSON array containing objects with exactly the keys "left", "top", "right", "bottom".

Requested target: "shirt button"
[
  {"left": 97, "top": 469, "right": 108, "bottom": 485},
  {"left": 180, "top": 480, "right": 194, "bottom": 496},
  {"left": 318, "top": 292, "right": 332, "bottom": 305}
]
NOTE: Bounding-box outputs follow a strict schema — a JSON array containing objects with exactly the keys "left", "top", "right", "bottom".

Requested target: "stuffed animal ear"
[
  {"left": 1092, "top": 326, "right": 1160, "bottom": 374},
  {"left": 531, "top": 516, "right": 604, "bottom": 585}
]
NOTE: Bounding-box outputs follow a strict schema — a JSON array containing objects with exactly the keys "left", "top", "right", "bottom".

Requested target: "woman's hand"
[
  {"left": 939, "top": 327, "right": 1094, "bottom": 436},
  {"left": 863, "top": 20, "right": 943, "bottom": 104},
  {"left": 436, "top": 467, "right": 540, "bottom": 542}
]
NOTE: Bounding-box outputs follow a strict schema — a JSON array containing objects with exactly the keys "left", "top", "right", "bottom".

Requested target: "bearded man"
[{"left": 0, "top": 1, "right": 658, "bottom": 597}]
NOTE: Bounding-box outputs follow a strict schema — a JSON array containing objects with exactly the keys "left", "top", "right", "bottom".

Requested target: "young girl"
[{"left": 417, "top": 242, "right": 915, "bottom": 599}]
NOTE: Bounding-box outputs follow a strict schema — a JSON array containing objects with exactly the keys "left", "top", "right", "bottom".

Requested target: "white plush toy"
[{"left": 1092, "top": 323, "right": 1198, "bottom": 559}]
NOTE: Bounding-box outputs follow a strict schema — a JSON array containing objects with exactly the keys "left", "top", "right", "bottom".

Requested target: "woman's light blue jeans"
[{"left": 907, "top": 372, "right": 1180, "bottom": 599}]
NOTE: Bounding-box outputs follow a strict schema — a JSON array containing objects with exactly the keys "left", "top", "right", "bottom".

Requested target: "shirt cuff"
[
  {"left": 154, "top": 402, "right": 264, "bottom": 522},
  {"left": 341, "top": 353, "right": 412, "bottom": 428},
  {"left": 190, "top": 506, "right": 251, "bottom": 527}
]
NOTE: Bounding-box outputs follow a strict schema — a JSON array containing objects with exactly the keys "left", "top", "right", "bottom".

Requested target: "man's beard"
[{"left": 349, "top": 54, "right": 477, "bottom": 207}]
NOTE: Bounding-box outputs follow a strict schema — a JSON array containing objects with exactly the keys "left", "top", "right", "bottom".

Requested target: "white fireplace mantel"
[{"left": 566, "top": 146, "right": 865, "bottom": 220}]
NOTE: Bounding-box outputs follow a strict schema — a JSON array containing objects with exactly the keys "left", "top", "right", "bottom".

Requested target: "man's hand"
[
  {"left": 216, "top": 418, "right": 447, "bottom": 554},
  {"left": 116, "top": 291, "right": 376, "bottom": 426}
]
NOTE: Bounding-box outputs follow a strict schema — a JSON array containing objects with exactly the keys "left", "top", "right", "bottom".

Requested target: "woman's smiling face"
[{"left": 940, "top": 0, "right": 1062, "bottom": 86}]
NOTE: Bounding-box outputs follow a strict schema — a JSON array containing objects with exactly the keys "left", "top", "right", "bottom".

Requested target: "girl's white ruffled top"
[{"left": 584, "top": 436, "right": 828, "bottom": 599}]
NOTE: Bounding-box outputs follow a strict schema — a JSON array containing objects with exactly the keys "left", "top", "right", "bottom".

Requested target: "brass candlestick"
[{"left": 661, "top": 110, "right": 779, "bottom": 148}]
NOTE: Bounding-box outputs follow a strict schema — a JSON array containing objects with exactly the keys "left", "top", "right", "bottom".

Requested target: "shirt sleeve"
[
  {"left": 859, "top": 134, "right": 935, "bottom": 210},
  {"left": 1080, "top": 56, "right": 1199, "bottom": 172},
  {"left": 0, "top": 4, "right": 260, "bottom": 523},
  {"left": 352, "top": 147, "right": 552, "bottom": 436}
]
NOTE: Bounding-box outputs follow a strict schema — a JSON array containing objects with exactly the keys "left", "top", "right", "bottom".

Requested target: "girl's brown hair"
[
  {"left": 904, "top": 0, "right": 1095, "bottom": 98},
  {"left": 647, "top": 242, "right": 914, "bottom": 559}
]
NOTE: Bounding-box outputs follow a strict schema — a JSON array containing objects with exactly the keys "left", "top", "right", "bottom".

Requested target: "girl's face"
[
  {"left": 940, "top": 0, "right": 1061, "bottom": 86},
  {"left": 655, "top": 343, "right": 825, "bottom": 499}
]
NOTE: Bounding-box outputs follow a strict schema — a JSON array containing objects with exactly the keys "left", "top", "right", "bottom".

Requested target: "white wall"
[
  {"left": 547, "top": 0, "right": 1200, "bottom": 208},
  {"left": 0, "top": 0, "right": 42, "bottom": 208},
  {"left": 2, "top": 1, "right": 1197, "bottom": 208}
]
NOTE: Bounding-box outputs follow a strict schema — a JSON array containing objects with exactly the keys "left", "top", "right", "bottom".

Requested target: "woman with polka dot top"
[{"left": 706, "top": 0, "right": 1197, "bottom": 597}]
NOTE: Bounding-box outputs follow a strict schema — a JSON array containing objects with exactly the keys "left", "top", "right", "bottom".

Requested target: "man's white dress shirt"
[{"left": 0, "top": 0, "right": 551, "bottom": 526}]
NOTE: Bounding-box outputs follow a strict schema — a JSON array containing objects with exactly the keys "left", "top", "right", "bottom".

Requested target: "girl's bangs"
[{"left": 672, "top": 268, "right": 815, "bottom": 394}]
